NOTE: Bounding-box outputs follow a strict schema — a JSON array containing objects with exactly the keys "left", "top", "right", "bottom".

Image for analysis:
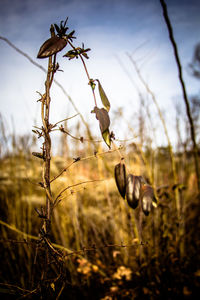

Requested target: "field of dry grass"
[{"left": 0, "top": 128, "right": 199, "bottom": 299}]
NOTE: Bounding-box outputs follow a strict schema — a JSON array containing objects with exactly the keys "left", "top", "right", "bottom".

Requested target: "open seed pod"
[
  {"left": 126, "top": 175, "right": 141, "bottom": 209},
  {"left": 114, "top": 160, "right": 126, "bottom": 199},
  {"left": 140, "top": 184, "right": 154, "bottom": 216}
]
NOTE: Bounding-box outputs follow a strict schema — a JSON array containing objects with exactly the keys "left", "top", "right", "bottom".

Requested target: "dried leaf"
[
  {"left": 93, "top": 106, "right": 111, "bottom": 148},
  {"left": 37, "top": 36, "right": 67, "bottom": 58},
  {"left": 97, "top": 80, "right": 110, "bottom": 112},
  {"left": 93, "top": 107, "right": 110, "bottom": 132}
]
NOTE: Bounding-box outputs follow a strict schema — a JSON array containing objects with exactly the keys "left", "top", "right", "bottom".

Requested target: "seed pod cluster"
[{"left": 114, "top": 161, "right": 155, "bottom": 216}]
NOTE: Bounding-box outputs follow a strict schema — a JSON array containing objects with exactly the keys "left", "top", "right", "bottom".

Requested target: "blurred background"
[
  {"left": 0, "top": 0, "right": 200, "bottom": 146},
  {"left": 0, "top": 0, "right": 200, "bottom": 299}
]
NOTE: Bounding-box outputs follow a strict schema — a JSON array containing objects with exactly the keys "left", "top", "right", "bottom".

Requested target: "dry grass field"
[{"left": 0, "top": 128, "right": 199, "bottom": 299}]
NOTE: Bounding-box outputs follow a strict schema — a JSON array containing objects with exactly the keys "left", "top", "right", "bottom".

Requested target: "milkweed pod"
[
  {"left": 126, "top": 175, "right": 141, "bottom": 209},
  {"left": 37, "top": 36, "right": 68, "bottom": 58},
  {"left": 141, "top": 184, "right": 154, "bottom": 216},
  {"left": 114, "top": 160, "right": 126, "bottom": 199}
]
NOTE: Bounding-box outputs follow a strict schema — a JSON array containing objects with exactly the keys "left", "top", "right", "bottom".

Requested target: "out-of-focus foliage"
[{"left": 0, "top": 116, "right": 199, "bottom": 299}]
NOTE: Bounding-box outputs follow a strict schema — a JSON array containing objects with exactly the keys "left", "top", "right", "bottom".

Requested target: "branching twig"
[
  {"left": 53, "top": 179, "right": 105, "bottom": 207},
  {"left": 52, "top": 113, "right": 79, "bottom": 127},
  {"left": 50, "top": 147, "right": 122, "bottom": 183}
]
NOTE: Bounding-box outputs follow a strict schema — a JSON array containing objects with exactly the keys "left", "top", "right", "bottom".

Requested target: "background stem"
[{"left": 160, "top": 0, "right": 200, "bottom": 193}]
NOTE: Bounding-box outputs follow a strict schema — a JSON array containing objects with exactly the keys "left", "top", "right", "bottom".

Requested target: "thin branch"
[
  {"left": 53, "top": 179, "right": 105, "bottom": 206},
  {"left": 67, "top": 40, "right": 97, "bottom": 107},
  {"left": 160, "top": 0, "right": 200, "bottom": 193},
  {"left": 0, "top": 283, "right": 37, "bottom": 295},
  {"left": 50, "top": 147, "right": 122, "bottom": 183},
  {"left": 50, "top": 161, "right": 75, "bottom": 183},
  {"left": 0, "top": 219, "right": 73, "bottom": 254},
  {"left": 52, "top": 113, "right": 79, "bottom": 127},
  {"left": 63, "top": 241, "right": 148, "bottom": 258},
  {"left": 58, "top": 127, "right": 88, "bottom": 141},
  {"left": 58, "top": 127, "right": 101, "bottom": 143}
]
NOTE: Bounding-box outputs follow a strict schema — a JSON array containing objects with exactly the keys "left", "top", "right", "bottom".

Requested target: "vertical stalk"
[
  {"left": 41, "top": 26, "right": 55, "bottom": 235},
  {"left": 44, "top": 60, "right": 52, "bottom": 229},
  {"left": 67, "top": 40, "right": 97, "bottom": 107},
  {"left": 160, "top": 0, "right": 200, "bottom": 193}
]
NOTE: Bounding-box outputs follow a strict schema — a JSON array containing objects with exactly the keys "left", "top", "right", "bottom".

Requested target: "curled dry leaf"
[
  {"left": 114, "top": 159, "right": 126, "bottom": 199},
  {"left": 93, "top": 106, "right": 110, "bottom": 132},
  {"left": 37, "top": 36, "right": 67, "bottom": 58},
  {"left": 126, "top": 174, "right": 141, "bottom": 209},
  {"left": 92, "top": 106, "right": 111, "bottom": 148}
]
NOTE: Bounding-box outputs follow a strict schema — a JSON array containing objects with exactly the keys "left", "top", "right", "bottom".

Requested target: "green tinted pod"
[
  {"left": 141, "top": 184, "right": 154, "bottom": 216},
  {"left": 114, "top": 160, "right": 126, "bottom": 199},
  {"left": 126, "top": 175, "right": 141, "bottom": 209}
]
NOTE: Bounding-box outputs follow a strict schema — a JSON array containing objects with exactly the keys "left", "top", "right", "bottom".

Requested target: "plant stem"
[
  {"left": 160, "top": 0, "right": 200, "bottom": 193},
  {"left": 68, "top": 40, "right": 97, "bottom": 107},
  {"left": 41, "top": 26, "right": 56, "bottom": 235}
]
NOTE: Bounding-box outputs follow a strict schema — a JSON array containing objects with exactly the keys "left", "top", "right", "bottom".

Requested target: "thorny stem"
[
  {"left": 44, "top": 61, "right": 52, "bottom": 224},
  {"left": 41, "top": 26, "right": 57, "bottom": 238},
  {"left": 160, "top": 0, "right": 200, "bottom": 193},
  {"left": 67, "top": 40, "right": 97, "bottom": 107}
]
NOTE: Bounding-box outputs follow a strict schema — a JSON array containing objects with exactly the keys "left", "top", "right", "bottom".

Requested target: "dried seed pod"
[
  {"left": 126, "top": 175, "right": 141, "bottom": 209},
  {"left": 140, "top": 184, "right": 154, "bottom": 216},
  {"left": 37, "top": 36, "right": 67, "bottom": 58},
  {"left": 32, "top": 152, "right": 44, "bottom": 159},
  {"left": 114, "top": 160, "right": 126, "bottom": 199}
]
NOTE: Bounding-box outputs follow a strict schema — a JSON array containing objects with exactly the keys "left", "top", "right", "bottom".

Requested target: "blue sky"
[{"left": 0, "top": 0, "right": 200, "bottom": 147}]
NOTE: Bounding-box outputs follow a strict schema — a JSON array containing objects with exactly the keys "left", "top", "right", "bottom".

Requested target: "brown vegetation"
[{"left": 0, "top": 5, "right": 200, "bottom": 299}]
